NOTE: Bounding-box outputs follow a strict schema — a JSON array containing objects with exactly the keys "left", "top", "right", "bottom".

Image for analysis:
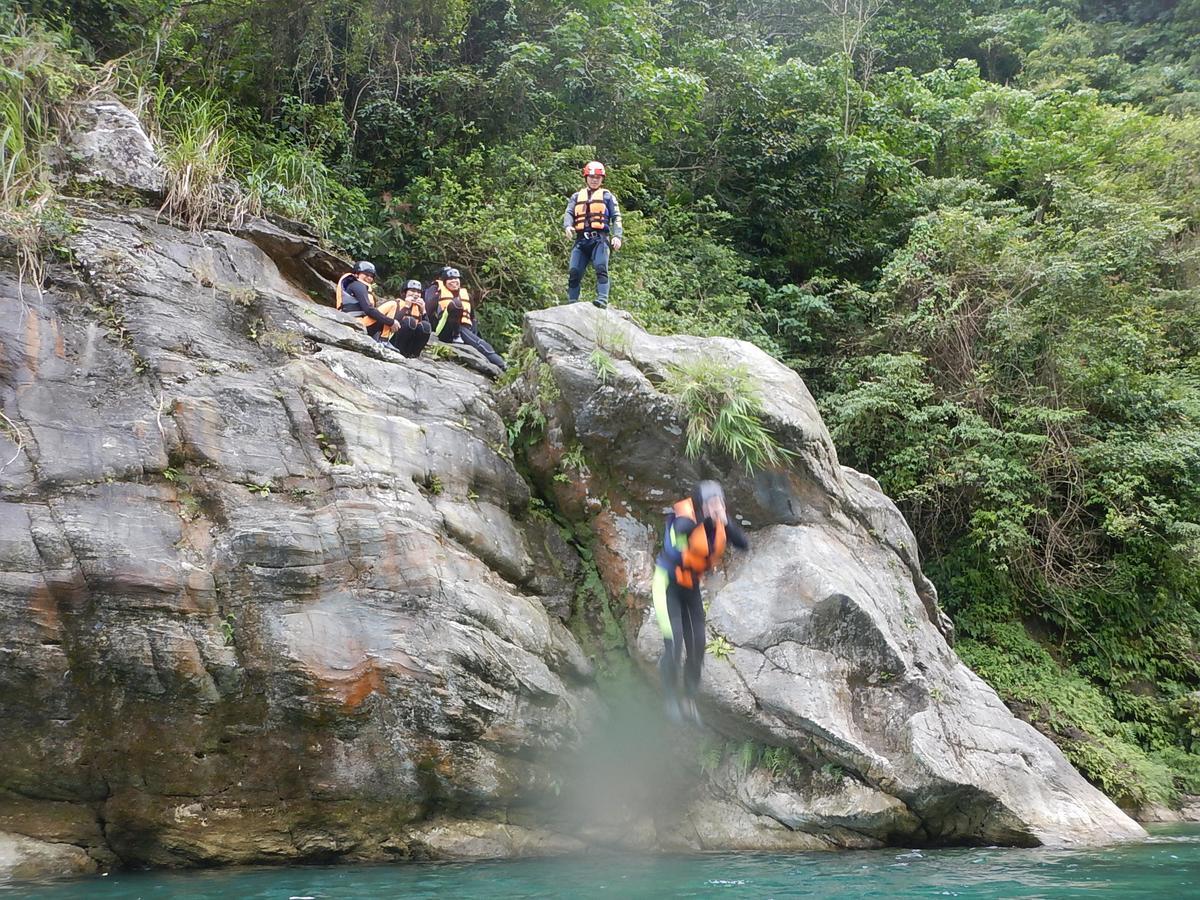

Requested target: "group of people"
[
  {"left": 335, "top": 161, "right": 741, "bottom": 727},
  {"left": 335, "top": 263, "right": 506, "bottom": 371},
  {"left": 333, "top": 159, "right": 624, "bottom": 372}
]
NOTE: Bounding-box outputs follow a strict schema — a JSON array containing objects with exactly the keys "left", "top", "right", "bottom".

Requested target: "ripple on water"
[{"left": 4, "top": 825, "right": 1200, "bottom": 899}]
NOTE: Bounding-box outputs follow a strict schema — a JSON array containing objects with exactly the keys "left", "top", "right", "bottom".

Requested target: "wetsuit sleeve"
[
  {"left": 562, "top": 193, "right": 576, "bottom": 231},
  {"left": 606, "top": 192, "right": 623, "bottom": 239},
  {"left": 725, "top": 519, "right": 750, "bottom": 550},
  {"left": 344, "top": 280, "right": 395, "bottom": 326}
]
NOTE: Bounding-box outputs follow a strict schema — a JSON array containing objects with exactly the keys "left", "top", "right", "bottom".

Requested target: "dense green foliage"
[{"left": 23, "top": 0, "right": 1200, "bottom": 806}]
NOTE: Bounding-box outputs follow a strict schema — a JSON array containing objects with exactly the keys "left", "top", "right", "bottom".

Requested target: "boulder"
[
  {"left": 510, "top": 303, "right": 1145, "bottom": 849},
  {"left": 0, "top": 202, "right": 599, "bottom": 878},
  {"left": 56, "top": 99, "right": 165, "bottom": 196},
  {"left": 0, "top": 832, "right": 96, "bottom": 881}
]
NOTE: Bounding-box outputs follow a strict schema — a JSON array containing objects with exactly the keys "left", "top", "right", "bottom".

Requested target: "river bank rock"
[
  {"left": 507, "top": 304, "right": 1146, "bottom": 850},
  {"left": 0, "top": 199, "right": 598, "bottom": 878}
]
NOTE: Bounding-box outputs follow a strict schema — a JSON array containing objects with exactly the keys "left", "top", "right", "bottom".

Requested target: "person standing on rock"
[
  {"left": 335, "top": 261, "right": 400, "bottom": 344},
  {"left": 654, "top": 481, "right": 749, "bottom": 725},
  {"left": 563, "top": 161, "right": 623, "bottom": 309},
  {"left": 424, "top": 266, "right": 507, "bottom": 372},
  {"left": 389, "top": 279, "right": 432, "bottom": 358}
]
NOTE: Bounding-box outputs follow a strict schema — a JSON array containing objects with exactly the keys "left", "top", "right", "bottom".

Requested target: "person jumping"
[{"left": 653, "top": 480, "right": 749, "bottom": 725}]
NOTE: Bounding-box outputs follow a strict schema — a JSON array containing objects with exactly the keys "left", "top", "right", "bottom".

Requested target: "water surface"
[{"left": 7, "top": 825, "right": 1199, "bottom": 898}]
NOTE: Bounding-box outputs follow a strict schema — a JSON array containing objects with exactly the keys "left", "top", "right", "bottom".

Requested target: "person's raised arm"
[{"left": 725, "top": 519, "right": 750, "bottom": 551}]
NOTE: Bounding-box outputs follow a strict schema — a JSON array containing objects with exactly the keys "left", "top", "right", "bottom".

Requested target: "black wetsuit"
[
  {"left": 389, "top": 297, "right": 432, "bottom": 358},
  {"left": 423, "top": 283, "right": 507, "bottom": 371}
]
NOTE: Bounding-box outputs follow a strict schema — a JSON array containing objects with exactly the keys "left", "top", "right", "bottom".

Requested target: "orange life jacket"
[
  {"left": 437, "top": 281, "right": 472, "bottom": 327},
  {"left": 672, "top": 497, "right": 727, "bottom": 589},
  {"left": 335, "top": 272, "right": 375, "bottom": 311},
  {"left": 572, "top": 188, "right": 609, "bottom": 232}
]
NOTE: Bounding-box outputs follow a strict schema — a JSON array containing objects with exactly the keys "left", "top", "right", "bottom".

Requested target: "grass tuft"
[
  {"left": 148, "top": 86, "right": 240, "bottom": 231},
  {"left": 660, "top": 356, "right": 790, "bottom": 473},
  {"left": 0, "top": 13, "right": 93, "bottom": 287}
]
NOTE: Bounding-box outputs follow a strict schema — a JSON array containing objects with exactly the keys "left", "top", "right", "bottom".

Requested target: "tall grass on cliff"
[
  {"left": 0, "top": 13, "right": 92, "bottom": 289},
  {"left": 142, "top": 83, "right": 240, "bottom": 231},
  {"left": 130, "top": 74, "right": 368, "bottom": 240},
  {"left": 661, "top": 358, "right": 789, "bottom": 474}
]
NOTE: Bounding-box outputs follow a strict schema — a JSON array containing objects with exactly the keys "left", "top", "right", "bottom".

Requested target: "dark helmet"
[
  {"left": 441, "top": 266, "right": 461, "bottom": 280},
  {"left": 353, "top": 260, "right": 377, "bottom": 276},
  {"left": 405, "top": 279, "right": 423, "bottom": 292},
  {"left": 691, "top": 480, "right": 725, "bottom": 522}
]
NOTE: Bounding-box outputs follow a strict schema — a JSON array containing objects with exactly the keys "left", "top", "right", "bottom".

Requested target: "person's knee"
[{"left": 418, "top": 321, "right": 431, "bottom": 334}]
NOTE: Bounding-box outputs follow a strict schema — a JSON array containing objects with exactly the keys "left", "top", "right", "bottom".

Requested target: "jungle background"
[{"left": 6, "top": 0, "right": 1200, "bottom": 809}]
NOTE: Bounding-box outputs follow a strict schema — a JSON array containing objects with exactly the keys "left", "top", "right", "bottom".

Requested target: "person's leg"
[
  {"left": 389, "top": 316, "right": 423, "bottom": 356},
  {"left": 680, "top": 585, "right": 706, "bottom": 700},
  {"left": 592, "top": 239, "right": 610, "bottom": 308},
  {"left": 566, "top": 239, "right": 590, "bottom": 302},
  {"left": 389, "top": 316, "right": 411, "bottom": 350},
  {"left": 654, "top": 567, "right": 686, "bottom": 720},
  {"left": 361, "top": 315, "right": 382, "bottom": 339},
  {"left": 459, "top": 328, "right": 507, "bottom": 370},
  {"left": 375, "top": 300, "right": 400, "bottom": 340},
  {"left": 407, "top": 320, "right": 432, "bottom": 358}
]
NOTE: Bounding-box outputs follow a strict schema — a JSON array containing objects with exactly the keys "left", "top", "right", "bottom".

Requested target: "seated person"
[
  {"left": 424, "top": 266, "right": 507, "bottom": 372},
  {"left": 390, "top": 279, "right": 432, "bottom": 358},
  {"left": 335, "top": 261, "right": 399, "bottom": 343}
]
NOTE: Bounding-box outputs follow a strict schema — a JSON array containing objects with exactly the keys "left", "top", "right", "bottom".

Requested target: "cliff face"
[
  {"left": 0, "top": 102, "right": 1142, "bottom": 880},
  {"left": 1, "top": 200, "right": 599, "bottom": 873},
  {"left": 509, "top": 307, "right": 1145, "bottom": 850}
]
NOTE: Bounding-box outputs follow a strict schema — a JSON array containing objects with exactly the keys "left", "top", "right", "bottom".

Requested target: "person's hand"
[
  {"left": 564, "top": 228, "right": 574, "bottom": 240},
  {"left": 611, "top": 237, "right": 623, "bottom": 251}
]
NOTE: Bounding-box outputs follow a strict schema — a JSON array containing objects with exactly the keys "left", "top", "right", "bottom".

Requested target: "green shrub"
[
  {"left": 0, "top": 13, "right": 92, "bottom": 282},
  {"left": 661, "top": 357, "right": 789, "bottom": 473}
]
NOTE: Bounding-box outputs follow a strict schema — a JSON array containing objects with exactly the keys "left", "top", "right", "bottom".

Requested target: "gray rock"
[
  {"left": 57, "top": 99, "right": 165, "bottom": 196},
  {"left": 517, "top": 303, "right": 1145, "bottom": 849},
  {"left": 0, "top": 831, "right": 97, "bottom": 882}
]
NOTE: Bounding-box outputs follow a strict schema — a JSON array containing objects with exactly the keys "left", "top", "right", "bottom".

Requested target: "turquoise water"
[{"left": 7, "top": 826, "right": 1200, "bottom": 898}]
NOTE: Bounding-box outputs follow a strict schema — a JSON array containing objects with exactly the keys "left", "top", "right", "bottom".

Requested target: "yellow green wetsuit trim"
[
  {"left": 653, "top": 565, "right": 672, "bottom": 640},
  {"left": 655, "top": 520, "right": 691, "bottom": 640}
]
